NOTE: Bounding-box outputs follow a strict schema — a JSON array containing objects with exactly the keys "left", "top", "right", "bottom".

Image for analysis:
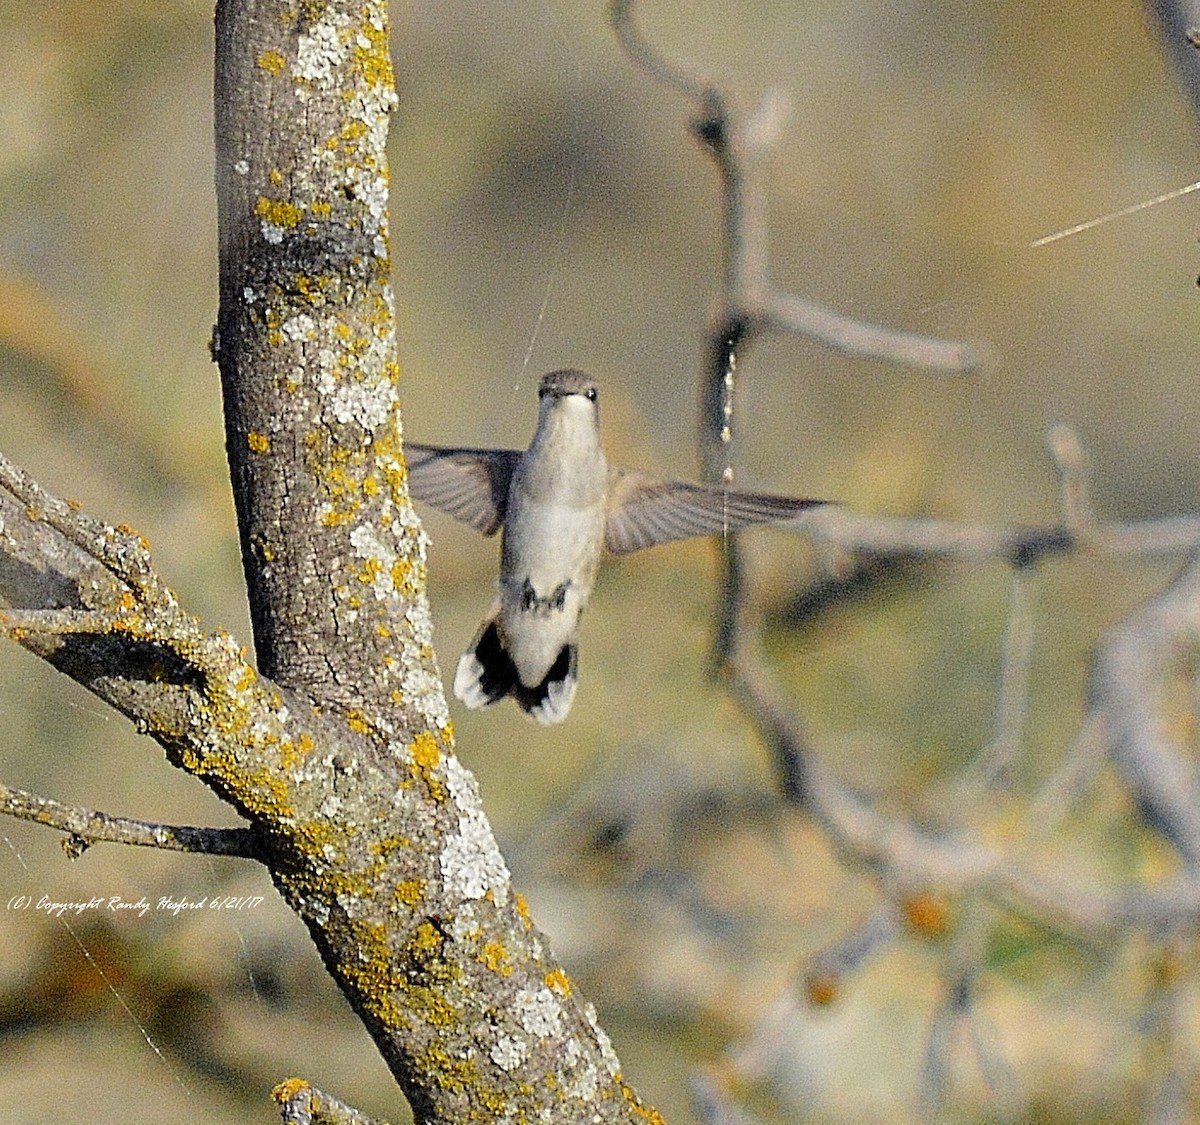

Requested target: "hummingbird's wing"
[
  {"left": 404, "top": 443, "right": 522, "bottom": 536},
  {"left": 604, "top": 468, "right": 824, "bottom": 555}
]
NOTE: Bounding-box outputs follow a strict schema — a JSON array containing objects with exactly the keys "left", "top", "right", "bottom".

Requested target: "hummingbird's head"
[
  {"left": 536, "top": 370, "right": 600, "bottom": 440},
  {"left": 538, "top": 369, "right": 598, "bottom": 405},
  {"left": 537, "top": 364, "right": 604, "bottom": 443}
]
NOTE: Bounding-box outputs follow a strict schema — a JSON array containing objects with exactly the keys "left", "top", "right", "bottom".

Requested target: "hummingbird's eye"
[{"left": 585, "top": 387, "right": 597, "bottom": 402}]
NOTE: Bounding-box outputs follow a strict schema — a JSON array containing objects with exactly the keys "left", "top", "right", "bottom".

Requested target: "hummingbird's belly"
[{"left": 499, "top": 501, "right": 603, "bottom": 686}]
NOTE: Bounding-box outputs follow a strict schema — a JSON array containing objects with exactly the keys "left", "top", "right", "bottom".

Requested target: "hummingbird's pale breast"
[{"left": 498, "top": 391, "right": 607, "bottom": 687}]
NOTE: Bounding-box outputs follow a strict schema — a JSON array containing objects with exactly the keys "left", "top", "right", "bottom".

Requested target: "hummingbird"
[{"left": 404, "top": 369, "right": 824, "bottom": 724}]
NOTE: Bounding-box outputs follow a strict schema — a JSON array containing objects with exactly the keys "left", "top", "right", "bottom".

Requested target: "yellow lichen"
[
  {"left": 394, "top": 879, "right": 424, "bottom": 907},
  {"left": 544, "top": 968, "right": 571, "bottom": 996},
  {"left": 294, "top": 273, "right": 329, "bottom": 303},
  {"left": 621, "top": 1081, "right": 667, "bottom": 1123},
  {"left": 271, "top": 1077, "right": 311, "bottom": 1104},
  {"left": 356, "top": 556, "right": 383, "bottom": 586},
  {"left": 480, "top": 942, "right": 512, "bottom": 976},
  {"left": 411, "top": 920, "right": 441, "bottom": 955},
  {"left": 278, "top": 738, "right": 301, "bottom": 771},
  {"left": 256, "top": 50, "right": 287, "bottom": 76},
  {"left": 391, "top": 557, "right": 412, "bottom": 590},
  {"left": 255, "top": 196, "right": 304, "bottom": 230},
  {"left": 337, "top": 919, "right": 407, "bottom": 1027},
  {"left": 410, "top": 731, "right": 440, "bottom": 770}
]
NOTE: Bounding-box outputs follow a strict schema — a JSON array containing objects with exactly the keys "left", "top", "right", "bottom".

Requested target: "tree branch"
[
  {"left": 0, "top": 782, "right": 259, "bottom": 858},
  {"left": 0, "top": 1, "right": 665, "bottom": 1120}
]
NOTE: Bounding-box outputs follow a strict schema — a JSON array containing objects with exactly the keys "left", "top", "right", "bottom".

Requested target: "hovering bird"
[{"left": 405, "top": 369, "right": 824, "bottom": 724}]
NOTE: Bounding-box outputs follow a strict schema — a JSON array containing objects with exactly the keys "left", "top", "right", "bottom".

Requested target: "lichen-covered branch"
[
  {"left": 0, "top": 412, "right": 656, "bottom": 1125},
  {"left": 213, "top": 0, "right": 440, "bottom": 732},
  {"left": 208, "top": 1, "right": 664, "bottom": 1120},
  {"left": 0, "top": 0, "right": 665, "bottom": 1120},
  {"left": 273, "top": 1077, "right": 393, "bottom": 1125}
]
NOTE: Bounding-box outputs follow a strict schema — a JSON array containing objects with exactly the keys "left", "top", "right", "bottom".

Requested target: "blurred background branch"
[{"left": 611, "top": 1, "right": 1200, "bottom": 1121}]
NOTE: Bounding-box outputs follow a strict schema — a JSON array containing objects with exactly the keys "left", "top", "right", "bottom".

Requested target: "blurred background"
[{"left": 1, "top": 0, "right": 1199, "bottom": 1121}]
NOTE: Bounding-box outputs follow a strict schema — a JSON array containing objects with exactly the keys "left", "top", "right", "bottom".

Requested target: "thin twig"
[
  {"left": 761, "top": 293, "right": 980, "bottom": 373},
  {"left": 1089, "top": 554, "right": 1200, "bottom": 869},
  {"left": 801, "top": 902, "right": 900, "bottom": 1000},
  {"left": 610, "top": 0, "right": 980, "bottom": 376},
  {"left": 0, "top": 782, "right": 259, "bottom": 858},
  {"left": 974, "top": 564, "right": 1036, "bottom": 787},
  {"left": 1047, "top": 423, "right": 1095, "bottom": 535}
]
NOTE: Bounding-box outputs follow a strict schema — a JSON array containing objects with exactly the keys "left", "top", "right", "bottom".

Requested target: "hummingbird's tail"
[{"left": 453, "top": 618, "right": 578, "bottom": 725}]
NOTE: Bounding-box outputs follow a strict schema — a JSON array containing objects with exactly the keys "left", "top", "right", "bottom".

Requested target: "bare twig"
[
  {"left": 1047, "top": 423, "right": 1095, "bottom": 536},
  {"left": 0, "top": 782, "right": 259, "bottom": 858},
  {"left": 974, "top": 564, "right": 1037, "bottom": 787},
  {"left": 609, "top": 0, "right": 980, "bottom": 376},
  {"left": 800, "top": 903, "right": 900, "bottom": 1002},
  {"left": 611, "top": 4, "right": 1200, "bottom": 1120}
]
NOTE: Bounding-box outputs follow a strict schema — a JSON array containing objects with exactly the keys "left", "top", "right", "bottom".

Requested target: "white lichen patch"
[
  {"left": 489, "top": 1032, "right": 528, "bottom": 1072},
  {"left": 440, "top": 808, "right": 509, "bottom": 903},
  {"left": 260, "top": 219, "right": 288, "bottom": 245},
  {"left": 399, "top": 603, "right": 448, "bottom": 729},
  {"left": 349, "top": 523, "right": 398, "bottom": 600},
  {"left": 329, "top": 375, "right": 396, "bottom": 430},
  {"left": 441, "top": 753, "right": 480, "bottom": 812},
  {"left": 291, "top": 10, "right": 351, "bottom": 87},
  {"left": 303, "top": 319, "right": 398, "bottom": 432},
  {"left": 401, "top": 663, "right": 449, "bottom": 730},
  {"left": 346, "top": 85, "right": 398, "bottom": 153},
  {"left": 281, "top": 313, "right": 316, "bottom": 342},
  {"left": 584, "top": 1003, "right": 622, "bottom": 1077},
  {"left": 563, "top": 1039, "right": 601, "bottom": 1102},
  {"left": 338, "top": 162, "right": 392, "bottom": 258},
  {"left": 513, "top": 986, "right": 562, "bottom": 1038},
  {"left": 447, "top": 904, "right": 480, "bottom": 942}
]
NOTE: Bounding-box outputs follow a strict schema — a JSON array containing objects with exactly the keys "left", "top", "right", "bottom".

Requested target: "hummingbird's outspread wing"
[
  {"left": 404, "top": 443, "right": 522, "bottom": 536},
  {"left": 603, "top": 468, "right": 824, "bottom": 555}
]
